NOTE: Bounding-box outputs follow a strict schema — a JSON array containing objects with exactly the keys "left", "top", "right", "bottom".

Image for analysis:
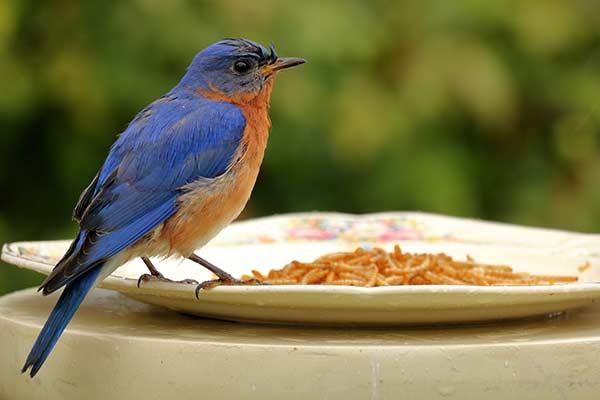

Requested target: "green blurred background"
[{"left": 1, "top": 0, "right": 600, "bottom": 294}]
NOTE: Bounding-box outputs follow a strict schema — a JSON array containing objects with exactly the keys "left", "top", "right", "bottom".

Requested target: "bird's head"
[{"left": 179, "top": 38, "right": 305, "bottom": 105}]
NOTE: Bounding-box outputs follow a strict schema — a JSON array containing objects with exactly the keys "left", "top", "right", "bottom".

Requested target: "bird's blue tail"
[{"left": 22, "top": 267, "right": 101, "bottom": 377}]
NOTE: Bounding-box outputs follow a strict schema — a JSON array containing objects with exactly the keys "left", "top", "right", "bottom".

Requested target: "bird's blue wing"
[{"left": 41, "top": 95, "right": 246, "bottom": 294}]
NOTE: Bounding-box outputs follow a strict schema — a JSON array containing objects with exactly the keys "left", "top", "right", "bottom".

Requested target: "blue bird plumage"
[
  {"left": 23, "top": 267, "right": 101, "bottom": 377},
  {"left": 22, "top": 38, "right": 305, "bottom": 377},
  {"left": 41, "top": 95, "right": 246, "bottom": 295}
]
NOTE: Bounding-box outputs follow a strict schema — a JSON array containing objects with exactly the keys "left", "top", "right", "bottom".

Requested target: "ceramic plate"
[{"left": 3, "top": 212, "right": 600, "bottom": 326}]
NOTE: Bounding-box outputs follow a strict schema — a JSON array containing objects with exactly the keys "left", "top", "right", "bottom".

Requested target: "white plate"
[{"left": 3, "top": 212, "right": 600, "bottom": 326}]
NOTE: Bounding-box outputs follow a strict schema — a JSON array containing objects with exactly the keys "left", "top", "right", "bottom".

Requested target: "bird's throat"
[{"left": 197, "top": 79, "right": 274, "bottom": 110}]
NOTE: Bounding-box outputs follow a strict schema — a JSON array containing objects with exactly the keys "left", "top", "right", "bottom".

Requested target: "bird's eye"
[{"left": 232, "top": 59, "right": 253, "bottom": 74}]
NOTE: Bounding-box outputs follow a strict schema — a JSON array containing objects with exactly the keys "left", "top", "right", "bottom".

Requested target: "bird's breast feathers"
[{"left": 157, "top": 91, "right": 272, "bottom": 257}]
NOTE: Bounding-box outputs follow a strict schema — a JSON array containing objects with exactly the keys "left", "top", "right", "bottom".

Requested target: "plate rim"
[
  {"left": 3, "top": 240, "right": 600, "bottom": 301},
  {"left": 5, "top": 211, "right": 600, "bottom": 324}
]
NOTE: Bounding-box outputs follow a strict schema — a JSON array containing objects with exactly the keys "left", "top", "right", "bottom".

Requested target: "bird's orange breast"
[{"left": 159, "top": 82, "right": 273, "bottom": 257}]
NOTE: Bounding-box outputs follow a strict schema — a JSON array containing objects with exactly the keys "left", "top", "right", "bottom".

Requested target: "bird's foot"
[
  {"left": 137, "top": 273, "right": 199, "bottom": 288},
  {"left": 195, "top": 277, "right": 264, "bottom": 298}
]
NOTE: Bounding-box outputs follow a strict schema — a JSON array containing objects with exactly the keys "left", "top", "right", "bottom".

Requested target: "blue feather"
[
  {"left": 26, "top": 93, "right": 247, "bottom": 376},
  {"left": 40, "top": 94, "right": 246, "bottom": 293},
  {"left": 22, "top": 267, "right": 101, "bottom": 377}
]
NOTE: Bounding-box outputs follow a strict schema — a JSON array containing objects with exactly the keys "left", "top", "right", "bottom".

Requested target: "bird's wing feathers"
[
  {"left": 41, "top": 97, "right": 246, "bottom": 294},
  {"left": 73, "top": 171, "right": 100, "bottom": 223}
]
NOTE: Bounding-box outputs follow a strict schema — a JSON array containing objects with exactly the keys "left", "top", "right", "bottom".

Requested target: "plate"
[{"left": 3, "top": 212, "right": 600, "bottom": 326}]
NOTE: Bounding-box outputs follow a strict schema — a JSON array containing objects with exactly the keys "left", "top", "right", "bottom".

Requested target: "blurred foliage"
[{"left": 1, "top": 0, "right": 600, "bottom": 294}]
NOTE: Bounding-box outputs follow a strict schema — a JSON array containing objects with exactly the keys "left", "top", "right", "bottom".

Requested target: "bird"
[{"left": 21, "top": 38, "right": 305, "bottom": 377}]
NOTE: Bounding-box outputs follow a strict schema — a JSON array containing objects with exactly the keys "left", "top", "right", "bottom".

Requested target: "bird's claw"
[
  {"left": 137, "top": 273, "right": 199, "bottom": 288},
  {"left": 195, "top": 278, "right": 265, "bottom": 298}
]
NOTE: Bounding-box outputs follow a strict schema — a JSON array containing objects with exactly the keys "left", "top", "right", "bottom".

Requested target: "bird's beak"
[{"left": 261, "top": 57, "right": 306, "bottom": 75}]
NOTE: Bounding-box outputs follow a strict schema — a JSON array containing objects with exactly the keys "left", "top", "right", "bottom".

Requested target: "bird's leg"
[
  {"left": 137, "top": 257, "right": 198, "bottom": 288},
  {"left": 188, "top": 253, "right": 263, "bottom": 297},
  {"left": 142, "top": 256, "right": 163, "bottom": 277}
]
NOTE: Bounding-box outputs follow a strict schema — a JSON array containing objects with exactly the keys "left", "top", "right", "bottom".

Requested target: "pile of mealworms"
[{"left": 241, "top": 246, "right": 579, "bottom": 287}]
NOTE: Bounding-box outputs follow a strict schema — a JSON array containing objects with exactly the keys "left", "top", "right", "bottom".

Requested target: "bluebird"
[{"left": 21, "top": 38, "right": 305, "bottom": 377}]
